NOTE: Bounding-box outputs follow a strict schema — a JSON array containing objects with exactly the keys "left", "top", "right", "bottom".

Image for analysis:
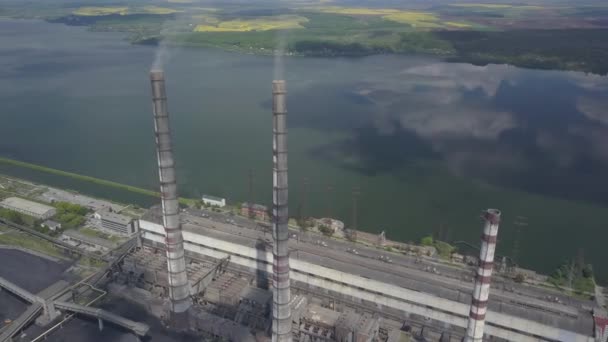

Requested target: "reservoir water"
[{"left": 1, "top": 19, "right": 607, "bottom": 281}]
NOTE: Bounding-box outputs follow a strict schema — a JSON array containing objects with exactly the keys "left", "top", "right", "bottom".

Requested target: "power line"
[
  {"left": 248, "top": 168, "right": 254, "bottom": 219},
  {"left": 351, "top": 186, "right": 360, "bottom": 242},
  {"left": 512, "top": 215, "right": 528, "bottom": 270},
  {"left": 326, "top": 184, "right": 334, "bottom": 218}
]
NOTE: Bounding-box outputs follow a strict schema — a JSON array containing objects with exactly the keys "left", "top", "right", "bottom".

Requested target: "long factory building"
[{"left": 137, "top": 209, "right": 598, "bottom": 342}]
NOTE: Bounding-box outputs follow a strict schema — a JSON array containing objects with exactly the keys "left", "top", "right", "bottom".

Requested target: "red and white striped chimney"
[{"left": 465, "top": 209, "right": 501, "bottom": 342}]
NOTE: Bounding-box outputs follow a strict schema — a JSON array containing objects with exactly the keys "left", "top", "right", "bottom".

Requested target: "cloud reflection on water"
[{"left": 297, "top": 61, "right": 608, "bottom": 203}]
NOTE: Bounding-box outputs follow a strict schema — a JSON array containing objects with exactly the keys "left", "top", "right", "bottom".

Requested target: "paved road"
[{"left": 183, "top": 208, "right": 590, "bottom": 310}]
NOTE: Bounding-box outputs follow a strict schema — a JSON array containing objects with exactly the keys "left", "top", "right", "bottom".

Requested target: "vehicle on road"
[
  {"left": 378, "top": 255, "right": 393, "bottom": 263},
  {"left": 347, "top": 248, "right": 359, "bottom": 255}
]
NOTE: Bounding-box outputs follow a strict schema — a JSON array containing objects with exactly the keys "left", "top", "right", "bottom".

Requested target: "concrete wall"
[{"left": 139, "top": 220, "right": 594, "bottom": 342}]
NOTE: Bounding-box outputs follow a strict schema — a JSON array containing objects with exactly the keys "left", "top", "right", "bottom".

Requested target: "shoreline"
[
  {"left": 0, "top": 155, "right": 606, "bottom": 287},
  {"left": 2, "top": 15, "right": 598, "bottom": 76}
]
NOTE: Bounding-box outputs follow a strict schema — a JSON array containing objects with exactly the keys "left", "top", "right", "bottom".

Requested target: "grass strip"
[{"left": 0, "top": 157, "right": 196, "bottom": 205}]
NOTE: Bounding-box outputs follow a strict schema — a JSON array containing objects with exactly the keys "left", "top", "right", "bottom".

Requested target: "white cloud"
[
  {"left": 577, "top": 96, "right": 608, "bottom": 126},
  {"left": 400, "top": 62, "right": 518, "bottom": 97},
  {"left": 396, "top": 104, "right": 516, "bottom": 140}
]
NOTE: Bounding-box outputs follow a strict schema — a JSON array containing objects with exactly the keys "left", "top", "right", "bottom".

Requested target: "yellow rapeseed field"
[
  {"left": 451, "top": 3, "right": 543, "bottom": 10},
  {"left": 382, "top": 11, "right": 442, "bottom": 28},
  {"left": 445, "top": 21, "right": 472, "bottom": 28},
  {"left": 309, "top": 7, "right": 449, "bottom": 29},
  {"left": 315, "top": 6, "right": 400, "bottom": 15},
  {"left": 142, "top": 6, "right": 181, "bottom": 14},
  {"left": 73, "top": 6, "right": 129, "bottom": 16},
  {"left": 194, "top": 15, "right": 309, "bottom": 32}
]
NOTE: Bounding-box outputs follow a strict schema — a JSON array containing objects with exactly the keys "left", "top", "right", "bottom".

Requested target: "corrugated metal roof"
[{"left": 0, "top": 197, "right": 55, "bottom": 216}]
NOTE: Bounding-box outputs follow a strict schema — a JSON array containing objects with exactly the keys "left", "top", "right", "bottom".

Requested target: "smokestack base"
[{"left": 168, "top": 309, "right": 190, "bottom": 332}]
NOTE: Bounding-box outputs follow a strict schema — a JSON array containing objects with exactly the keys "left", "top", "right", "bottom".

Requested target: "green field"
[
  {"left": 72, "top": 5, "right": 181, "bottom": 16},
  {"left": 194, "top": 15, "right": 309, "bottom": 32},
  {"left": 0, "top": 157, "right": 159, "bottom": 198}
]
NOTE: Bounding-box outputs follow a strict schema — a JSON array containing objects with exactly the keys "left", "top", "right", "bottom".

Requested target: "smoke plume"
[{"left": 273, "top": 30, "right": 288, "bottom": 81}]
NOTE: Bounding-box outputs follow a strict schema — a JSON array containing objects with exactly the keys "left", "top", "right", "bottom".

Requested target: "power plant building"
[
  {"left": 94, "top": 211, "right": 135, "bottom": 236},
  {"left": 0, "top": 197, "right": 56, "bottom": 219}
]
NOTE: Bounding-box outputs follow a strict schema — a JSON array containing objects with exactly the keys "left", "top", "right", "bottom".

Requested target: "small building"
[
  {"left": 0, "top": 197, "right": 56, "bottom": 219},
  {"left": 202, "top": 195, "right": 226, "bottom": 208},
  {"left": 298, "top": 305, "right": 380, "bottom": 342},
  {"left": 204, "top": 272, "right": 250, "bottom": 307},
  {"left": 335, "top": 310, "right": 380, "bottom": 342},
  {"left": 241, "top": 203, "right": 269, "bottom": 221},
  {"left": 41, "top": 220, "right": 62, "bottom": 232},
  {"left": 356, "top": 230, "right": 385, "bottom": 246},
  {"left": 451, "top": 253, "right": 465, "bottom": 264},
  {"left": 299, "top": 304, "right": 341, "bottom": 341},
  {"left": 387, "top": 329, "right": 411, "bottom": 342},
  {"left": 315, "top": 218, "right": 345, "bottom": 236},
  {"left": 94, "top": 211, "right": 135, "bottom": 236}
]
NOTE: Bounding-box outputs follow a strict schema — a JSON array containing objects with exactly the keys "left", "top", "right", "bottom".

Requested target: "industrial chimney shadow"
[{"left": 255, "top": 238, "right": 270, "bottom": 289}]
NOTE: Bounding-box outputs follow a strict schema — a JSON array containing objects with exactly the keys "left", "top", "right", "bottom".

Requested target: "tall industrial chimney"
[
  {"left": 271, "top": 80, "right": 292, "bottom": 342},
  {"left": 465, "top": 209, "right": 501, "bottom": 342},
  {"left": 150, "top": 70, "right": 192, "bottom": 327}
]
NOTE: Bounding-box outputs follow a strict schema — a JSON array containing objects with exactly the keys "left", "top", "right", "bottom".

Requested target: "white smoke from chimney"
[
  {"left": 273, "top": 30, "right": 288, "bottom": 81},
  {"left": 152, "top": 39, "right": 171, "bottom": 71}
]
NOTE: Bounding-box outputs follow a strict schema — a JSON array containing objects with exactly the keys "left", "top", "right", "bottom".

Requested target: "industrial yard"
[{"left": 0, "top": 173, "right": 607, "bottom": 341}]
